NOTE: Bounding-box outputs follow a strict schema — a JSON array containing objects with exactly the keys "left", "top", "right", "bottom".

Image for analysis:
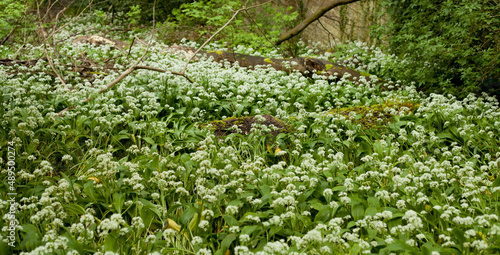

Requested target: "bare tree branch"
[
  {"left": 58, "top": 1, "right": 271, "bottom": 117},
  {"left": 36, "top": 0, "right": 68, "bottom": 85},
  {"left": 275, "top": 0, "right": 362, "bottom": 46},
  {"left": 1, "top": 26, "right": 18, "bottom": 45},
  {"left": 180, "top": 0, "right": 272, "bottom": 74}
]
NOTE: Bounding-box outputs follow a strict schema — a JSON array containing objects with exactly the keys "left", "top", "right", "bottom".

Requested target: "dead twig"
[
  {"left": 135, "top": 66, "right": 194, "bottom": 83},
  {"left": 127, "top": 37, "right": 136, "bottom": 58},
  {"left": 58, "top": 42, "right": 196, "bottom": 117},
  {"left": 36, "top": 0, "right": 67, "bottom": 85},
  {"left": 57, "top": 44, "right": 148, "bottom": 117},
  {"left": 1, "top": 26, "right": 18, "bottom": 45}
]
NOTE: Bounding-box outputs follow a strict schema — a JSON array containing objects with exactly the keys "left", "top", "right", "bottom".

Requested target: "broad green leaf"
[
  {"left": 104, "top": 232, "right": 118, "bottom": 252},
  {"left": 383, "top": 241, "right": 415, "bottom": 253},
  {"left": 352, "top": 203, "right": 365, "bottom": 221},
  {"left": 63, "top": 203, "right": 85, "bottom": 218},
  {"left": 493, "top": 176, "right": 500, "bottom": 187},
  {"left": 241, "top": 225, "right": 259, "bottom": 236},
  {"left": 180, "top": 207, "right": 198, "bottom": 225},
  {"left": 314, "top": 205, "right": 331, "bottom": 223},
  {"left": 365, "top": 206, "right": 377, "bottom": 217},
  {"left": 83, "top": 181, "right": 98, "bottom": 202},
  {"left": 181, "top": 153, "right": 191, "bottom": 163},
  {"left": 216, "top": 234, "right": 236, "bottom": 255},
  {"left": 20, "top": 224, "right": 42, "bottom": 251},
  {"left": 367, "top": 196, "right": 380, "bottom": 208},
  {"left": 223, "top": 215, "right": 238, "bottom": 226},
  {"left": 143, "top": 137, "right": 156, "bottom": 145},
  {"left": 113, "top": 193, "right": 124, "bottom": 213}
]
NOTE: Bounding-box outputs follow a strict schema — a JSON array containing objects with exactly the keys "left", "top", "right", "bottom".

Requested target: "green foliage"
[
  {"left": 162, "top": 0, "right": 299, "bottom": 54},
  {"left": 2, "top": 6, "right": 500, "bottom": 255},
  {"left": 0, "top": 0, "right": 31, "bottom": 39},
  {"left": 76, "top": 0, "right": 194, "bottom": 25},
  {"left": 127, "top": 4, "right": 142, "bottom": 25},
  {"left": 373, "top": 0, "right": 500, "bottom": 96}
]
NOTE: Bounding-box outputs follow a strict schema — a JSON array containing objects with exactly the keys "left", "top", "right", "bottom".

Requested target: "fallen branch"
[
  {"left": 58, "top": 43, "right": 151, "bottom": 116},
  {"left": 58, "top": 1, "right": 269, "bottom": 117},
  {"left": 57, "top": 44, "right": 195, "bottom": 117}
]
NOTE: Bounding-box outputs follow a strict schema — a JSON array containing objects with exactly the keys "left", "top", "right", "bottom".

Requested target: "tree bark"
[
  {"left": 275, "top": 0, "right": 362, "bottom": 45},
  {"left": 167, "top": 45, "right": 375, "bottom": 83}
]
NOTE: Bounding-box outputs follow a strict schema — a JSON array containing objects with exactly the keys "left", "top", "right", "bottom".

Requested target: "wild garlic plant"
[{"left": 0, "top": 15, "right": 499, "bottom": 255}]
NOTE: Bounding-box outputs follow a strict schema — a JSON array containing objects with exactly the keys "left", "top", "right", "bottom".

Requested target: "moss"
[
  {"left": 207, "top": 50, "right": 224, "bottom": 55},
  {"left": 359, "top": 71, "right": 372, "bottom": 77},
  {"left": 327, "top": 99, "right": 420, "bottom": 129}
]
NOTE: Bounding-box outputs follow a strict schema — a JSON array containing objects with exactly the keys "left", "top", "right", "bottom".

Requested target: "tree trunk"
[
  {"left": 275, "top": 0, "right": 362, "bottom": 45},
  {"left": 167, "top": 45, "right": 382, "bottom": 85}
]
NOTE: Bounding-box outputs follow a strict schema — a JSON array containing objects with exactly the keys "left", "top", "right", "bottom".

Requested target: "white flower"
[
  {"left": 464, "top": 229, "right": 476, "bottom": 238},
  {"left": 240, "top": 234, "right": 250, "bottom": 243},
  {"left": 131, "top": 217, "right": 144, "bottom": 229},
  {"left": 402, "top": 210, "right": 423, "bottom": 231},
  {"left": 196, "top": 248, "right": 212, "bottom": 255},
  {"left": 192, "top": 236, "right": 203, "bottom": 245},
  {"left": 226, "top": 205, "right": 238, "bottom": 215}
]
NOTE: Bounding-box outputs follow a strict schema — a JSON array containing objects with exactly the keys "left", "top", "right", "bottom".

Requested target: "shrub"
[{"left": 373, "top": 0, "right": 500, "bottom": 97}]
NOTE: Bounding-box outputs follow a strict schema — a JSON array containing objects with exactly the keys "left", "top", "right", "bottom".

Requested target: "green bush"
[
  {"left": 373, "top": 0, "right": 500, "bottom": 97},
  {"left": 0, "top": 0, "right": 31, "bottom": 40},
  {"left": 73, "top": 0, "right": 194, "bottom": 25},
  {"left": 161, "top": 0, "right": 299, "bottom": 55}
]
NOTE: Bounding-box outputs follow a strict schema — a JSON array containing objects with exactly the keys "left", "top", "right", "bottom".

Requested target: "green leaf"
[
  {"left": 352, "top": 203, "right": 365, "bottom": 221},
  {"left": 367, "top": 228, "right": 377, "bottom": 239},
  {"left": 309, "top": 199, "right": 325, "bottom": 211},
  {"left": 365, "top": 206, "right": 377, "bottom": 217},
  {"left": 104, "top": 232, "right": 118, "bottom": 252},
  {"left": 141, "top": 206, "right": 156, "bottom": 229},
  {"left": 228, "top": 200, "right": 242, "bottom": 207},
  {"left": 452, "top": 228, "right": 466, "bottom": 246},
  {"left": 269, "top": 226, "right": 283, "bottom": 237},
  {"left": 113, "top": 193, "right": 124, "bottom": 213},
  {"left": 83, "top": 181, "right": 98, "bottom": 202},
  {"left": 143, "top": 136, "right": 156, "bottom": 145},
  {"left": 181, "top": 153, "right": 191, "bottom": 163},
  {"left": 382, "top": 241, "right": 416, "bottom": 253},
  {"left": 367, "top": 196, "right": 380, "bottom": 208},
  {"left": 223, "top": 215, "right": 238, "bottom": 226},
  {"left": 241, "top": 225, "right": 259, "bottom": 236},
  {"left": 63, "top": 203, "right": 85, "bottom": 218},
  {"left": 63, "top": 232, "right": 95, "bottom": 254},
  {"left": 216, "top": 234, "right": 236, "bottom": 255},
  {"left": 332, "top": 186, "right": 346, "bottom": 192},
  {"left": 373, "top": 141, "right": 384, "bottom": 156},
  {"left": 20, "top": 224, "right": 42, "bottom": 251},
  {"left": 493, "top": 176, "right": 500, "bottom": 187},
  {"left": 180, "top": 207, "right": 198, "bottom": 225},
  {"left": 297, "top": 188, "right": 315, "bottom": 203},
  {"left": 314, "top": 205, "right": 331, "bottom": 223}
]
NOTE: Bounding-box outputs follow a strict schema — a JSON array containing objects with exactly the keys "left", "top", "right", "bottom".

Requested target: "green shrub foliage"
[
  {"left": 374, "top": 0, "right": 500, "bottom": 97},
  {"left": 162, "top": 0, "right": 299, "bottom": 55},
  {"left": 0, "top": 0, "right": 32, "bottom": 40}
]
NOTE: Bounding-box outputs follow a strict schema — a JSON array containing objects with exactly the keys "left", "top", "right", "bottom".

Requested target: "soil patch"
[{"left": 203, "top": 114, "right": 291, "bottom": 138}]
